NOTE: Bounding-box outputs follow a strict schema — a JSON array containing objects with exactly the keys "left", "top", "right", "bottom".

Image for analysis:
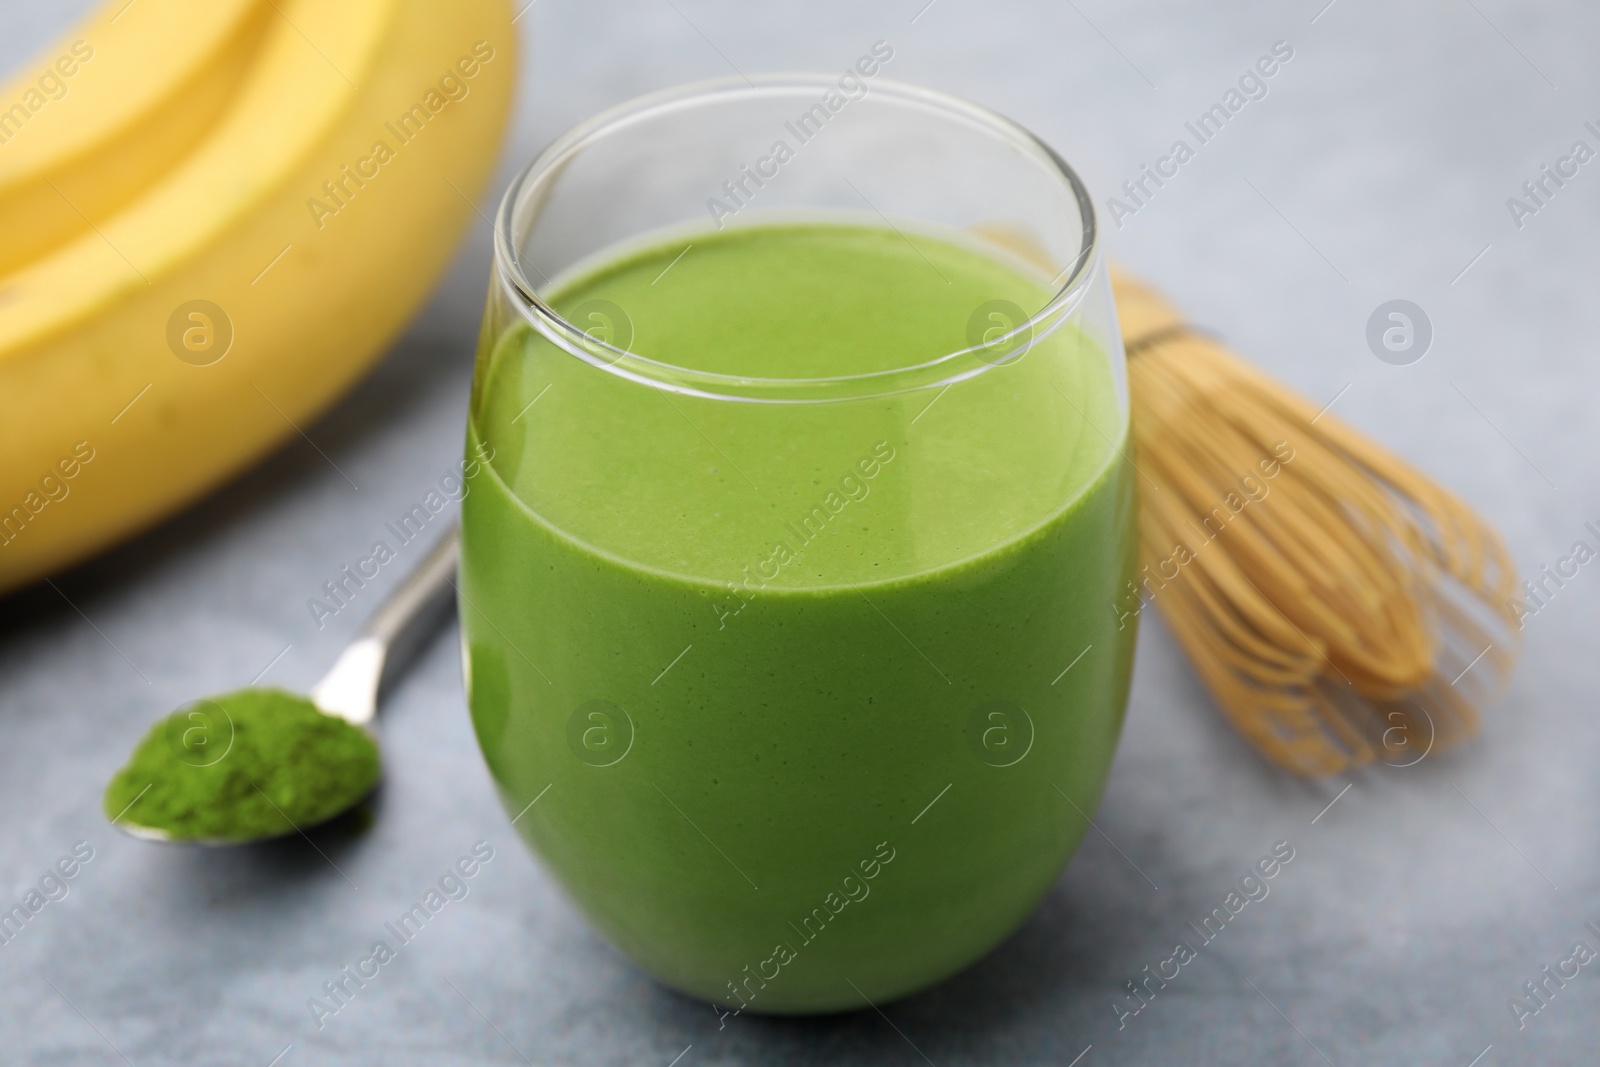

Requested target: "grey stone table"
[{"left": 3, "top": 1, "right": 1597, "bottom": 1064}]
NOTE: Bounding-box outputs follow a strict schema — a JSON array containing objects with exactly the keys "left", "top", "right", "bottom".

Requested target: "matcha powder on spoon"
[{"left": 103, "top": 687, "right": 381, "bottom": 842}]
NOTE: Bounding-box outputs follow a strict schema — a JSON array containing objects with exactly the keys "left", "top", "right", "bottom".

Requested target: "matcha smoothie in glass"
[{"left": 460, "top": 74, "right": 1137, "bottom": 1013}]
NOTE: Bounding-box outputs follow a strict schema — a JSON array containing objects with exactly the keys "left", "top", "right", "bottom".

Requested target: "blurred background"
[{"left": 2, "top": 1, "right": 1597, "bottom": 1064}]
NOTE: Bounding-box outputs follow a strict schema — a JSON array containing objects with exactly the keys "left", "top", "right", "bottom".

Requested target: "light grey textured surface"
[{"left": 2, "top": 2, "right": 1597, "bottom": 1064}]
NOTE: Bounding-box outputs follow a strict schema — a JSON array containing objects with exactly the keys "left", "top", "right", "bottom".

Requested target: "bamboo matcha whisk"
[
  {"left": 1107, "top": 268, "right": 1521, "bottom": 775},
  {"left": 976, "top": 223, "right": 1519, "bottom": 775}
]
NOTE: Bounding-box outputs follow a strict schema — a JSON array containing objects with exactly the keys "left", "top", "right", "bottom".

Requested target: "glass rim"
[{"left": 492, "top": 73, "right": 1102, "bottom": 403}]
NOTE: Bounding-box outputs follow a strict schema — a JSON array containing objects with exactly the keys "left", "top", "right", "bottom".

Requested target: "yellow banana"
[
  {"left": 0, "top": 0, "right": 276, "bottom": 274},
  {"left": 0, "top": 0, "right": 517, "bottom": 594}
]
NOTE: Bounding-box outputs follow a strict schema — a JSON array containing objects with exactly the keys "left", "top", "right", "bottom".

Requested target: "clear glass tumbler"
[{"left": 460, "top": 73, "right": 1136, "bottom": 1013}]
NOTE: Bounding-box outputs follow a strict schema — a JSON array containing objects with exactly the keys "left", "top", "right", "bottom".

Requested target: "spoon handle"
[
  {"left": 363, "top": 523, "right": 460, "bottom": 651},
  {"left": 310, "top": 523, "right": 459, "bottom": 725}
]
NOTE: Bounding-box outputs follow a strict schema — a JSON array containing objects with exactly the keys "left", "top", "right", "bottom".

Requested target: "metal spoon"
[{"left": 115, "top": 524, "right": 460, "bottom": 843}]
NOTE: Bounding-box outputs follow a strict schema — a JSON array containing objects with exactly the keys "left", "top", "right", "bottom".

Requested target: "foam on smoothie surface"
[{"left": 474, "top": 221, "right": 1122, "bottom": 587}]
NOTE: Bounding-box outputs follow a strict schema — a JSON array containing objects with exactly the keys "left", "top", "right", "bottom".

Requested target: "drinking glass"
[{"left": 460, "top": 73, "right": 1136, "bottom": 1013}]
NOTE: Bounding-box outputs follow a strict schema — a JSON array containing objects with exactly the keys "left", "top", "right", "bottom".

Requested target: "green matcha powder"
[{"left": 103, "top": 687, "right": 381, "bottom": 842}]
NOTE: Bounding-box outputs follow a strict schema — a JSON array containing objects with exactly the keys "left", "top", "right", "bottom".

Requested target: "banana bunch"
[{"left": 0, "top": 0, "right": 516, "bottom": 594}]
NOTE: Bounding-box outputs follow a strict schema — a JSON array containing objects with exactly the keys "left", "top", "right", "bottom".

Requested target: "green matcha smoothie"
[{"left": 460, "top": 220, "right": 1136, "bottom": 1012}]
